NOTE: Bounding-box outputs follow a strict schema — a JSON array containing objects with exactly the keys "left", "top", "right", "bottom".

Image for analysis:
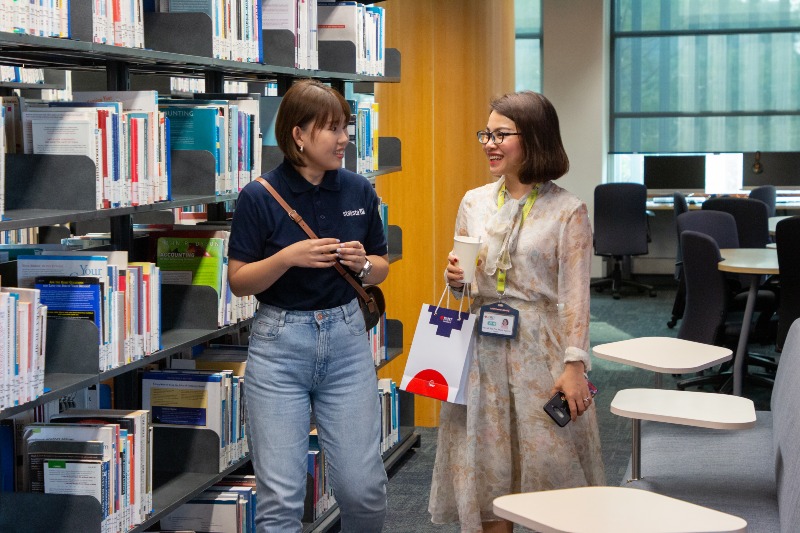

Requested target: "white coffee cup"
[{"left": 452, "top": 236, "right": 482, "bottom": 284}]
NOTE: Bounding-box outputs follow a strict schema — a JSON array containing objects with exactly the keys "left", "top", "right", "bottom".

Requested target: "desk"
[
  {"left": 593, "top": 337, "right": 731, "bottom": 388},
  {"left": 493, "top": 486, "right": 748, "bottom": 533},
  {"left": 611, "top": 388, "right": 756, "bottom": 481},
  {"left": 769, "top": 215, "right": 792, "bottom": 236},
  {"left": 718, "top": 248, "right": 779, "bottom": 396}
]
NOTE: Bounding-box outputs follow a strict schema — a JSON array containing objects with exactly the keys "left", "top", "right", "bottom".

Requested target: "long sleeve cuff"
[{"left": 564, "top": 346, "right": 592, "bottom": 372}]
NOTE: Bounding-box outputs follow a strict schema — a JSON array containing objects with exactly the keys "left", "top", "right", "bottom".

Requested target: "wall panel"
[{"left": 375, "top": 0, "right": 515, "bottom": 426}]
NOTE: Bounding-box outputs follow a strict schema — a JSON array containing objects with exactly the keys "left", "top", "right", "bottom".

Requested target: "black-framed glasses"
[{"left": 476, "top": 130, "right": 521, "bottom": 145}]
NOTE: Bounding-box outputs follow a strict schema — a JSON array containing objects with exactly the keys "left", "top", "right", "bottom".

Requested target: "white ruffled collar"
[{"left": 483, "top": 177, "right": 541, "bottom": 276}]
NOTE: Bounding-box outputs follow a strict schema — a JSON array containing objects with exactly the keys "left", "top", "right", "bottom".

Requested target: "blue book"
[
  {"left": 161, "top": 105, "right": 221, "bottom": 185},
  {"left": 0, "top": 421, "right": 15, "bottom": 491},
  {"left": 35, "top": 276, "right": 103, "bottom": 343}
]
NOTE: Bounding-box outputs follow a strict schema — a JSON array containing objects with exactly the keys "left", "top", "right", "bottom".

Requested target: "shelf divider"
[{"left": 5, "top": 154, "right": 97, "bottom": 211}]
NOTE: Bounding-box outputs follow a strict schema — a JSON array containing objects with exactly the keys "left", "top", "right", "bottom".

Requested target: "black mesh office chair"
[
  {"left": 678, "top": 231, "right": 730, "bottom": 347},
  {"left": 677, "top": 230, "right": 775, "bottom": 391},
  {"left": 702, "top": 196, "right": 776, "bottom": 340},
  {"left": 749, "top": 185, "right": 777, "bottom": 218},
  {"left": 590, "top": 183, "right": 656, "bottom": 299},
  {"left": 776, "top": 216, "right": 800, "bottom": 352},
  {"left": 676, "top": 214, "right": 776, "bottom": 388},
  {"left": 667, "top": 192, "right": 690, "bottom": 328},
  {"left": 702, "top": 197, "right": 770, "bottom": 248}
]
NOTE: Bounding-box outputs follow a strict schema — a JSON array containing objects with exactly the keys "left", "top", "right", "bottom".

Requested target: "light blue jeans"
[{"left": 245, "top": 298, "right": 387, "bottom": 533}]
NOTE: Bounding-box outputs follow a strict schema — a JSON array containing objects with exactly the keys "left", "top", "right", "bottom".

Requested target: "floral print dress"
[{"left": 429, "top": 178, "right": 606, "bottom": 532}]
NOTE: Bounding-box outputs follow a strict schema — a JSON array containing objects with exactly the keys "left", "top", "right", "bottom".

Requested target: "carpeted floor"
[{"left": 379, "top": 276, "right": 778, "bottom": 532}]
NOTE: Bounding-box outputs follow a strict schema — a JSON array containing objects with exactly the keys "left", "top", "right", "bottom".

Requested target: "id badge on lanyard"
[{"left": 478, "top": 184, "right": 538, "bottom": 339}]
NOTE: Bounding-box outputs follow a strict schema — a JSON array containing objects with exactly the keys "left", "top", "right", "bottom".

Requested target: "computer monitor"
[
  {"left": 643, "top": 155, "right": 706, "bottom": 195},
  {"left": 742, "top": 152, "right": 800, "bottom": 189}
]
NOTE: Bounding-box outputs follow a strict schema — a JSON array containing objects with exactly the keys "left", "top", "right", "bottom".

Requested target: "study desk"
[
  {"left": 769, "top": 215, "right": 792, "bottom": 236},
  {"left": 610, "top": 388, "right": 756, "bottom": 481},
  {"left": 493, "top": 487, "right": 748, "bottom": 533},
  {"left": 592, "top": 337, "right": 732, "bottom": 388},
  {"left": 718, "top": 248, "right": 779, "bottom": 396}
]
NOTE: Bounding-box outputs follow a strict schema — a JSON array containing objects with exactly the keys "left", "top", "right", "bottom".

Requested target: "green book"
[{"left": 156, "top": 237, "right": 225, "bottom": 296}]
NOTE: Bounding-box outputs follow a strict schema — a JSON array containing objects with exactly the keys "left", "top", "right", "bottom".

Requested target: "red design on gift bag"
[{"left": 404, "top": 369, "right": 449, "bottom": 401}]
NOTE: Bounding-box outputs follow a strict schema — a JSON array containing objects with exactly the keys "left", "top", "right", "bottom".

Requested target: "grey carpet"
[{"left": 380, "top": 277, "right": 777, "bottom": 532}]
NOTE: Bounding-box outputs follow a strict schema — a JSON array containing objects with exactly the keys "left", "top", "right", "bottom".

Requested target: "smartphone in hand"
[{"left": 543, "top": 380, "right": 598, "bottom": 427}]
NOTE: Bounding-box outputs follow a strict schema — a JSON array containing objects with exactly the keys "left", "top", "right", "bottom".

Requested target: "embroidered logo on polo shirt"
[{"left": 343, "top": 208, "right": 366, "bottom": 217}]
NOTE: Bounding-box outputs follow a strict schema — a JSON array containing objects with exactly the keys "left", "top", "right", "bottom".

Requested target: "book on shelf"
[
  {"left": 204, "top": 484, "right": 256, "bottom": 533},
  {"left": 0, "top": 243, "right": 71, "bottom": 261},
  {"left": 317, "top": 1, "right": 365, "bottom": 74},
  {"left": 159, "top": 490, "right": 246, "bottom": 533},
  {"left": 0, "top": 287, "right": 46, "bottom": 409},
  {"left": 191, "top": 93, "right": 262, "bottom": 188},
  {"left": 20, "top": 106, "right": 104, "bottom": 210},
  {"left": 0, "top": 418, "right": 16, "bottom": 491},
  {"left": 377, "top": 378, "right": 399, "bottom": 453},
  {"left": 306, "top": 429, "right": 335, "bottom": 521},
  {"left": 16, "top": 254, "right": 113, "bottom": 371},
  {"left": 34, "top": 275, "right": 103, "bottom": 341},
  {"left": 51, "top": 408, "right": 153, "bottom": 525},
  {"left": 141, "top": 369, "right": 232, "bottom": 471},
  {"left": 47, "top": 100, "right": 125, "bottom": 209},
  {"left": 28, "top": 440, "right": 112, "bottom": 530},
  {"left": 22, "top": 423, "right": 119, "bottom": 532},
  {"left": 73, "top": 91, "right": 167, "bottom": 206},
  {"left": 155, "top": 235, "right": 227, "bottom": 325},
  {"left": 262, "top": 0, "right": 318, "bottom": 70},
  {"left": 0, "top": 104, "right": 4, "bottom": 219},
  {"left": 147, "top": 0, "right": 263, "bottom": 63}
]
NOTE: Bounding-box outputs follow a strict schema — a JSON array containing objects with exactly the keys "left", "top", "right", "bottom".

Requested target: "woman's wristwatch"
[{"left": 358, "top": 258, "right": 373, "bottom": 280}]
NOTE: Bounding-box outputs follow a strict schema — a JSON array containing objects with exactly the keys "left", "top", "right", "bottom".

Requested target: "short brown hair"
[
  {"left": 276, "top": 79, "right": 351, "bottom": 167},
  {"left": 489, "top": 91, "right": 569, "bottom": 184}
]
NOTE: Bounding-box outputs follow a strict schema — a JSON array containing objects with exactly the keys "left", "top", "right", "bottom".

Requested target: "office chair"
[
  {"left": 702, "top": 197, "right": 770, "bottom": 248},
  {"left": 749, "top": 185, "right": 777, "bottom": 218},
  {"left": 668, "top": 210, "right": 739, "bottom": 328},
  {"left": 676, "top": 230, "right": 775, "bottom": 391},
  {"left": 776, "top": 216, "right": 800, "bottom": 352},
  {"left": 590, "top": 183, "right": 656, "bottom": 300},
  {"left": 667, "top": 192, "right": 690, "bottom": 328}
]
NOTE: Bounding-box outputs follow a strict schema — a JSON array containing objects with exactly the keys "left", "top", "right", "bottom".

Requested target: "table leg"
[
  {"left": 733, "top": 275, "right": 759, "bottom": 396},
  {"left": 629, "top": 418, "right": 641, "bottom": 482}
]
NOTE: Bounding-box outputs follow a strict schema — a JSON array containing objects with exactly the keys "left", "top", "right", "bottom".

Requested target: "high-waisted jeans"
[{"left": 245, "top": 298, "right": 387, "bottom": 533}]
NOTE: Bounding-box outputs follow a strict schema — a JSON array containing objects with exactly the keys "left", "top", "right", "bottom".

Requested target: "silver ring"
[{"left": 583, "top": 397, "right": 591, "bottom": 403}]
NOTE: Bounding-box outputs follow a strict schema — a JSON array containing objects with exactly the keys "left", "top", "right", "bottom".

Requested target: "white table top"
[
  {"left": 718, "top": 247, "right": 779, "bottom": 275},
  {"left": 610, "top": 388, "right": 756, "bottom": 430},
  {"left": 769, "top": 215, "right": 792, "bottom": 235},
  {"left": 592, "top": 337, "right": 732, "bottom": 374},
  {"left": 493, "top": 487, "right": 747, "bottom": 533}
]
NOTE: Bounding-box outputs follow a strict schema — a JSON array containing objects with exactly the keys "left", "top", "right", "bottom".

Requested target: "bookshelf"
[{"left": 0, "top": 11, "right": 417, "bottom": 532}]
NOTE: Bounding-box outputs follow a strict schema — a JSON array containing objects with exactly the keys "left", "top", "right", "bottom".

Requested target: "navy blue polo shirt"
[{"left": 228, "top": 159, "right": 388, "bottom": 311}]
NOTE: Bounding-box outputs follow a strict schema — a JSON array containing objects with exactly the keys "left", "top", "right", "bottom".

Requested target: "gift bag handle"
[{"left": 435, "top": 271, "right": 471, "bottom": 318}]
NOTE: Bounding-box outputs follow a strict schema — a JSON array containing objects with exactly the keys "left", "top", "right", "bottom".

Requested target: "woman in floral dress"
[{"left": 429, "top": 91, "right": 605, "bottom": 533}]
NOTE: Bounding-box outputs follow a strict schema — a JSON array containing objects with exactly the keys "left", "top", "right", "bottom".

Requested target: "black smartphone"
[
  {"left": 543, "top": 380, "right": 599, "bottom": 427},
  {"left": 543, "top": 391, "right": 571, "bottom": 427}
]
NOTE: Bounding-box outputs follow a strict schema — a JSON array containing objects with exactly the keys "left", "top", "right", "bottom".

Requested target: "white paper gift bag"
[{"left": 400, "top": 291, "right": 477, "bottom": 405}]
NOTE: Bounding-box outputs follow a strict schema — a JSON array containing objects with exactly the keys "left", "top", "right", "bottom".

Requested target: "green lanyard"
[{"left": 495, "top": 184, "right": 539, "bottom": 295}]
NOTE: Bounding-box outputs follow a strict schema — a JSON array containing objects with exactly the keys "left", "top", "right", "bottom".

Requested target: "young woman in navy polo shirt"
[{"left": 228, "top": 79, "right": 390, "bottom": 533}]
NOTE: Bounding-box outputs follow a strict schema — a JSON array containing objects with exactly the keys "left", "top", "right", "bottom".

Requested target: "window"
[
  {"left": 515, "top": 0, "right": 542, "bottom": 92},
  {"left": 612, "top": 0, "right": 800, "bottom": 154}
]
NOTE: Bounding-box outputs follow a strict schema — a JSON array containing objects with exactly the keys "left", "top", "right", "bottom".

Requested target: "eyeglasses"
[{"left": 476, "top": 130, "right": 521, "bottom": 145}]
